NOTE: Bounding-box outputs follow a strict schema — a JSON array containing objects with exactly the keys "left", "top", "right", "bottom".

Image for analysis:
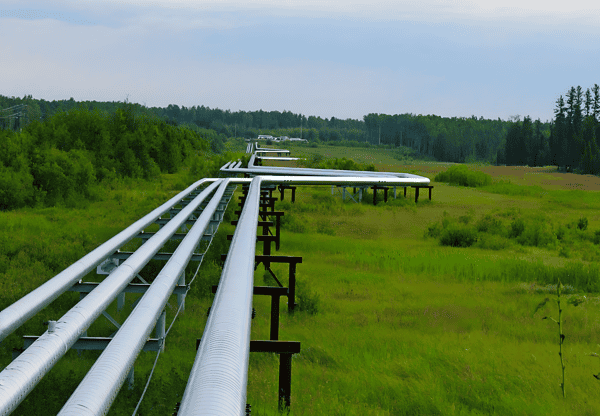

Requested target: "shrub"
[
  {"left": 509, "top": 218, "right": 525, "bottom": 238},
  {"left": 458, "top": 214, "right": 472, "bottom": 224},
  {"left": 476, "top": 214, "right": 504, "bottom": 235},
  {"left": 558, "top": 244, "right": 571, "bottom": 258},
  {"left": 440, "top": 225, "right": 478, "bottom": 247},
  {"left": 316, "top": 219, "right": 336, "bottom": 236},
  {"left": 517, "top": 220, "right": 557, "bottom": 248},
  {"left": 594, "top": 230, "right": 600, "bottom": 245},
  {"left": 295, "top": 279, "right": 320, "bottom": 315},
  {"left": 280, "top": 213, "right": 307, "bottom": 233},
  {"left": 577, "top": 216, "right": 588, "bottom": 231},
  {"left": 434, "top": 165, "right": 492, "bottom": 187},
  {"left": 424, "top": 222, "right": 443, "bottom": 238},
  {"left": 475, "top": 234, "right": 511, "bottom": 250}
]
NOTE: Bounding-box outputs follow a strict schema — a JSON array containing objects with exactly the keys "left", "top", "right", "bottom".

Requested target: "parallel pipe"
[
  {"left": 178, "top": 177, "right": 262, "bottom": 416},
  {"left": 0, "top": 178, "right": 217, "bottom": 343},
  {"left": 57, "top": 179, "right": 233, "bottom": 416},
  {"left": 0, "top": 181, "right": 223, "bottom": 416}
]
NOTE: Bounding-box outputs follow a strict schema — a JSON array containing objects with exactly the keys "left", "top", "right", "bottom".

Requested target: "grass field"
[{"left": 2, "top": 144, "right": 600, "bottom": 415}]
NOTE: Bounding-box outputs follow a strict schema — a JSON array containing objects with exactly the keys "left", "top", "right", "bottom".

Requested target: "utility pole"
[{"left": 378, "top": 125, "right": 381, "bottom": 146}]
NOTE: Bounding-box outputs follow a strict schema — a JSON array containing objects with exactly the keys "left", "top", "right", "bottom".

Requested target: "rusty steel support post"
[
  {"left": 278, "top": 353, "right": 293, "bottom": 412},
  {"left": 270, "top": 295, "right": 280, "bottom": 340},
  {"left": 288, "top": 263, "right": 297, "bottom": 313}
]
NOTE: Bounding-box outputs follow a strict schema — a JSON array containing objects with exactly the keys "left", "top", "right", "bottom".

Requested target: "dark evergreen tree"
[{"left": 554, "top": 95, "right": 567, "bottom": 170}]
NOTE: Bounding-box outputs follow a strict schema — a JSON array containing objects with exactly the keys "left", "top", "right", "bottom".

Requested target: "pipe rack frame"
[{"left": 0, "top": 178, "right": 219, "bottom": 343}]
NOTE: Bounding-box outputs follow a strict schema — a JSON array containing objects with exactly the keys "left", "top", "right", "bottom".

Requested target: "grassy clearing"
[
  {"left": 245, "top": 183, "right": 600, "bottom": 415},
  {"left": 3, "top": 145, "right": 600, "bottom": 414}
]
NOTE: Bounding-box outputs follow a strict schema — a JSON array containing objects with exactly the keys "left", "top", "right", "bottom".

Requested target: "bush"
[
  {"left": 440, "top": 225, "right": 478, "bottom": 247},
  {"left": 424, "top": 222, "right": 443, "bottom": 238},
  {"left": 517, "top": 220, "right": 556, "bottom": 248},
  {"left": 434, "top": 165, "right": 492, "bottom": 187},
  {"left": 578, "top": 216, "right": 588, "bottom": 231},
  {"left": 594, "top": 230, "right": 600, "bottom": 245},
  {"left": 280, "top": 213, "right": 307, "bottom": 233},
  {"left": 316, "top": 219, "right": 336, "bottom": 236},
  {"left": 295, "top": 279, "right": 320, "bottom": 315},
  {"left": 556, "top": 226, "right": 567, "bottom": 241},
  {"left": 509, "top": 218, "right": 525, "bottom": 238},
  {"left": 476, "top": 214, "right": 504, "bottom": 235},
  {"left": 475, "top": 234, "right": 511, "bottom": 250}
]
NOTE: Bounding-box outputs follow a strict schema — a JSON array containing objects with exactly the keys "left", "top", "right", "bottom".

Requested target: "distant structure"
[
  {"left": 0, "top": 104, "right": 28, "bottom": 131},
  {"left": 256, "top": 135, "right": 307, "bottom": 143}
]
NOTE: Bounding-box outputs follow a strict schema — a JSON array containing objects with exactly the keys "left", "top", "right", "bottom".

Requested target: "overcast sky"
[{"left": 1, "top": 0, "right": 599, "bottom": 122}]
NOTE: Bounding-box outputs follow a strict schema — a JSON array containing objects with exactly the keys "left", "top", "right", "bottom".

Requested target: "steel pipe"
[
  {"left": 178, "top": 177, "right": 262, "bottom": 416},
  {"left": 0, "top": 181, "right": 223, "bottom": 416},
  {"left": 57, "top": 179, "right": 233, "bottom": 416},
  {"left": 0, "top": 178, "right": 218, "bottom": 343}
]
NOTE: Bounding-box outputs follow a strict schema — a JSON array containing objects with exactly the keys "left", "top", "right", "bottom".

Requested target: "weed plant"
[{"left": 534, "top": 281, "right": 586, "bottom": 399}]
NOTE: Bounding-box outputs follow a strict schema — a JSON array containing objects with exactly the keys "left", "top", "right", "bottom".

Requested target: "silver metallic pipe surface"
[
  {"left": 257, "top": 175, "right": 430, "bottom": 186},
  {"left": 57, "top": 179, "right": 232, "bottom": 416},
  {"left": 0, "top": 178, "right": 217, "bottom": 343},
  {"left": 257, "top": 156, "right": 300, "bottom": 161},
  {"left": 225, "top": 165, "right": 427, "bottom": 180},
  {"left": 0, "top": 181, "right": 223, "bottom": 416},
  {"left": 243, "top": 154, "right": 410, "bottom": 178},
  {"left": 179, "top": 177, "right": 261, "bottom": 416},
  {"left": 254, "top": 143, "right": 288, "bottom": 152},
  {"left": 220, "top": 175, "right": 430, "bottom": 186},
  {"left": 255, "top": 150, "right": 291, "bottom": 154}
]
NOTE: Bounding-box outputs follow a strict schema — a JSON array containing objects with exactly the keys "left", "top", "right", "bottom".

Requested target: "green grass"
[
  {"left": 435, "top": 165, "right": 493, "bottom": 187},
  {"left": 3, "top": 148, "right": 600, "bottom": 415}
]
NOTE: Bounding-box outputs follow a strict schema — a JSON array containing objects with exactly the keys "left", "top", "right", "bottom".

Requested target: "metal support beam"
[
  {"left": 279, "top": 353, "right": 293, "bottom": 411},
  {"left": 127, "top": 367, "right": 134, "bottom": 391},
  {"left": 156, "top": 310, "right": 166, "bottom": 352},
  {"left": 177, "top": 272, "right": 186, "bottom": 312}
]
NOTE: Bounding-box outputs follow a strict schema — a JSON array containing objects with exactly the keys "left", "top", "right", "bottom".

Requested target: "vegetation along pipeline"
[{"left": 0, "top": 142, "right": 429, "bottom": 415}]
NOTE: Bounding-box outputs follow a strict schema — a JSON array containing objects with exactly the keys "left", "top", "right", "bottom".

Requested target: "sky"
[{"left": 1, "top": 1, "right": 599, "bottom": 123}]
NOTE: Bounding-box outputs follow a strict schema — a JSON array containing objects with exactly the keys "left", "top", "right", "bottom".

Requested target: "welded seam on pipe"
[
  {"left": 0, "top": 178, "right": 218, "bottom": 343},
  {"left": 178, "top": 177, "right": 261, "bottom": 416},
  {"left": 0, "top": 180, "right": 223, "bottom": 416},
  {"left": 57, "top": 179, "right": 232, "bottom": 416}
]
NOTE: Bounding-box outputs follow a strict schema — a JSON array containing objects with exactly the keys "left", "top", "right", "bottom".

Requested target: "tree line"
[
  {"left": 0, "top": 102, "right": 226, "bottom": 210},
  {"left": 5, "top": 90, "right": 600, "bottom": 173},
  {"left": 1, "top": 94, "right": 520, "bottom": 164},
  {"left": 501, "top": 85, "right": 600, "bottom": 172}
]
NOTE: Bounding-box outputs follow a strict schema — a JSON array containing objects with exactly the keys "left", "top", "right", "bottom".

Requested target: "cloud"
[{"left": 5, "top": 0, "right": 600, "bottom": 27}]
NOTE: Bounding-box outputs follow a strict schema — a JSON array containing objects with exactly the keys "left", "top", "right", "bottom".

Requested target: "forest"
[
  {"left": 1, "top": 84, "right": 599, "bottom": 196},
  {"left": 0, "top": 101, "right": 233, "bottom": 211}
]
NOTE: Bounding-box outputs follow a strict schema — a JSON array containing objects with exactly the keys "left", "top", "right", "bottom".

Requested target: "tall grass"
[
  {"left": 4, "top": 151, "right": 600, "bottom": 415},
  {"left": 434, "top": 165, "right": 492, "bottom": 187}
]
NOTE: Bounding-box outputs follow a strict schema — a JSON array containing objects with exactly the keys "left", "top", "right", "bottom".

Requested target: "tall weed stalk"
[{"left": 534, "top": 279, "right": 586, "bottom": 398}]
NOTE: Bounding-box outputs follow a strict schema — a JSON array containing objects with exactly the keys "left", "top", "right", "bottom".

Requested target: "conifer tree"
[{"left": 554, "top": 95, "right": 567, "bottom": 170}]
